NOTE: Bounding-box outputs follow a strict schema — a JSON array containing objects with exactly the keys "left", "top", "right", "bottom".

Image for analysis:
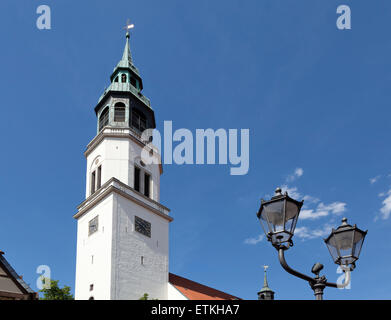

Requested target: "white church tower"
[{"left": 74, "top": 28, "right": 172, "bottom": 300}]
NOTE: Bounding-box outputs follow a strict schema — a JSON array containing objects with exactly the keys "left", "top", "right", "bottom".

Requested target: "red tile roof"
[{"left": 169, "top": 273, "right": 241, "bottom": 300}]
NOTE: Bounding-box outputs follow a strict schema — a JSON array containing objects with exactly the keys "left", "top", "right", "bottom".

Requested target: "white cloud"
[
  {"left": 279, "top": 185, "right": 346, "bottom": 220},
  {"left": 295, "top": 168, "right": 304, "bottom": 178},
  {"left": 244, "top": 234, "right": 264, "bottom": 245},
  {"left": 286, "top": 168, "right": 304, "bottom": 182},
  {"left": 280, "top": 185, "right": 302, "bottom": 199},
  {"left": 300, "top": 202, "right": 346, "bottom": 220},
  {"left": 303, "top": 194, "right": 320, "bottom": 204},
  {"left": 300, "top": 209, "right": 328, "bottom": 220},
  {"left": 269, "top": 185, "right": 347, "bottom": 240},
  {"left": 379, "top": 189, "right": 391, "bottom": 220},
  {"left": 322, "top": 202, "right": 346, "bottom": 214},
  {"left": 370, "top": 175, "right": 381, "bottom": 185},
  {"left": 280, "top": 188, "right": 315, "bottom": 203},
  {"left": 271, "top": 180, "right": 348, "bottom": 241},
  {"left": 295, "top": 224, "right": 333, "bottom": 240}
]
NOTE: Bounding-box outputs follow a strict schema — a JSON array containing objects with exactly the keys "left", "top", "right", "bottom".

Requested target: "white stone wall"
[
  {"left": 75, "top": 194, "right": 114, "bottom": 300},
  {"left": 111, "top": 193, "right": 169, "bottom": 300},
  {"left": 167, "top": 283, "right": 188, "bottom": 300}
]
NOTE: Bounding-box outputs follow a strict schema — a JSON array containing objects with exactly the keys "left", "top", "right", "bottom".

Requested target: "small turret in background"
[{"left": 258, "top": 265, "right": 275, "bottom": 300}]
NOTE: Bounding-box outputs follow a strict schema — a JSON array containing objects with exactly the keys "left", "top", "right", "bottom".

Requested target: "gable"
[
  {"left": 0, "top": 264, "right": 24, "bottom": 294},
  {"left": 0, "top": 253, "right": 37, "bottom": 300}
]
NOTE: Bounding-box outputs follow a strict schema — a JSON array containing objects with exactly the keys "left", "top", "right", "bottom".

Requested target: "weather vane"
[{"left": 123, "top": 19, "right": 135, "bottom": 35}]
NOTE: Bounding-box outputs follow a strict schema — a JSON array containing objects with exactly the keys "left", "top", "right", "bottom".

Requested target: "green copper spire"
[
  {"left": 97, "top": 25, "right": 151, "bottom": 109},
  {"left": 260, "top": 266, "right": 271, "bottom": 292},
  {"left": 120, "top": 31, "right": 133, "bottom": 67},
  {"left": 94, "top": 24, "right": 156, "bottom": 133},
  {"left": 258, "top": 266, "right": 275, "bottom": 300},
  {"left": 112, "top": 22, "right": 140, "bottom": 76}
]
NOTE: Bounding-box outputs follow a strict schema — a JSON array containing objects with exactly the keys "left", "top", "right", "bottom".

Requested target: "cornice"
[{"left": 74, "top": 178, "right": 172, "bottom": 222}]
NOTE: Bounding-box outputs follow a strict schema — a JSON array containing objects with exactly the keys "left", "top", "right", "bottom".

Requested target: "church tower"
[{"left": 74, "top": 28, "right": 172, "bottom": 300}]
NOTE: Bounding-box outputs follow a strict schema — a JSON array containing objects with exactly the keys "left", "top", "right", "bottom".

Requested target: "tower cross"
[
  {"left": 263, "top": 265, "right": 269, "bottom": 272},
  {"left": 123, "top": 19, "right": 135, "bottom": 34}
]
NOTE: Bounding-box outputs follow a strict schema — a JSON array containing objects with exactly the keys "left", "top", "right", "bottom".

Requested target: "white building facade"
[{"left": 74, "top": 31, "right": 173, "bottom": 300}]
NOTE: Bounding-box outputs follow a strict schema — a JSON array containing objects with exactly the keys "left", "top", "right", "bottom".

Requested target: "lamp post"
[{"left": 257, "top": 187, "right": 367, "bottom": 300}]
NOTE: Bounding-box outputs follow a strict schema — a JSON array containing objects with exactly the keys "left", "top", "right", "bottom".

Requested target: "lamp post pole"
[
  {"left": 257, "top": 188, "right": 367, "bottom": 300},
  {"left": 278, "top": 247, "right": 340, "bottom": 300}
]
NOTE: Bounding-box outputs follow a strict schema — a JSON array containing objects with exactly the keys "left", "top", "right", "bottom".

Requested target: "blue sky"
[{"left": 0, "top": 0, "right": 390, "bottom": 300}]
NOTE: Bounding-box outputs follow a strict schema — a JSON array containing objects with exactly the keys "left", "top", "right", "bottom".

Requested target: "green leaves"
[
  {"left": 39, "top": 278, "right": 74, "bottom": 300},
  {"left": 139, "top": 293, "right": 158, "bottom": 300}
]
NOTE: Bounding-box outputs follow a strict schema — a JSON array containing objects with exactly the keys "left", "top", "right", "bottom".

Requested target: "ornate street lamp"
[
  {"left": 257, "top": 187, "right": 368, "bottom": 300},
  {"left": 257, "top": 187, "right": 303, "bottom": 248},
  {"left": 324, "top": 218, "right": 367, "bottom": 271}
]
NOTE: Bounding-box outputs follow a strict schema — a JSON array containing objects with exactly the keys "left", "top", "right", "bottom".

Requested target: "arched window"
[
  {"left": 131, "top": 109, "right": 147, "bottom": 132},
  {"left": 121, "top": 74, "right": 127, "bottom": 83},
  {"left": 114, "top": 103, "right": 126, "bottom": 122},
  {"left": 114, "top": 76, "right": 118, "bottom": 83},
  {"left": 98, "top": 107, "right": 109, "bottom": 132}
]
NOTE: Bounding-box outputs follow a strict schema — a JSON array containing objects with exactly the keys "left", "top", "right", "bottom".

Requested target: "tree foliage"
[
  {"left": 139, "top": 293, "right": 158, "bottom": 300},
  {"left": 39, "top": 278, "right": 74, "bottom": 300},
  {"left": 139, "top": 293, "right": 150, "bottom": 300}
]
